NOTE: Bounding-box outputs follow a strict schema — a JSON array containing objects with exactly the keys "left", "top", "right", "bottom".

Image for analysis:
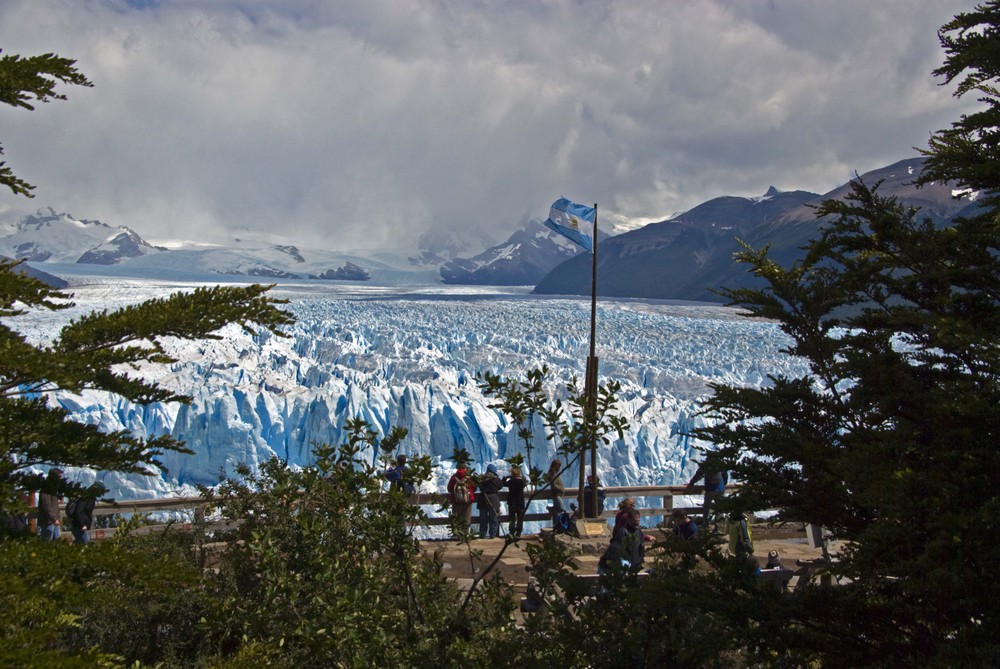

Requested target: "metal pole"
[{"left": 587, "top": 204, "right": 599, "bottom": 517}]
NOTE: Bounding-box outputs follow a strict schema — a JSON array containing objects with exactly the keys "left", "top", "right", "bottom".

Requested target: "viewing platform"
[
  {"left": 51, "top": 484, "right": 842, "bottom": 605},
  {"left": 62, "top": 483, "right": 736, "bottom": 540}
]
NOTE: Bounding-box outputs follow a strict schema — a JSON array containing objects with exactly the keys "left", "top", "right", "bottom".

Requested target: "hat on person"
[{"left": 487, "top": 464, "right": 498, "bottom": 474}]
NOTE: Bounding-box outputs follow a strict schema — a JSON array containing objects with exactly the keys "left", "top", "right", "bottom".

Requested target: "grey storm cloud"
[{"left": 0, "top": 0, "right": 981, "bottom": 250}]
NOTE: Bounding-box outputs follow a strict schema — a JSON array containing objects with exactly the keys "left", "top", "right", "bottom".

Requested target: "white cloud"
[{"left": 0, "top": 0, "right": 980, "bottom": 249}]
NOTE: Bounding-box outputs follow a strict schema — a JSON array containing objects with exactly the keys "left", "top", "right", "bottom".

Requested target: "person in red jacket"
[{"left": 446, "top": 466, "right": 474, "bottom": 535}]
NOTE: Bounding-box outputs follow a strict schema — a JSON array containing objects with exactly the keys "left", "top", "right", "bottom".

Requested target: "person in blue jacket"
[
  {"left": 688, "top": 461, "right": 727, "bottom": 530},
  {"left": 670, "top": 508, "right": 699, "bottom": 540}
]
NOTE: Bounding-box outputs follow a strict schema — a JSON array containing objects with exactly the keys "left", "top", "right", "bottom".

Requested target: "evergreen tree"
[
  {"left": 0, "top": 50, "right": 93, "bottom": 197},
  {"left": 920, "top": 0, "right": 1000, "bottom": 207},
  {"left": 0, "top": 260, "right": 293, "bottom": 510},
  {"left": 691, "top": 3, "right": 1000, "bottom": 665},
  {"left": 0, "top": 48, "right": 294, "bottom": 510}
]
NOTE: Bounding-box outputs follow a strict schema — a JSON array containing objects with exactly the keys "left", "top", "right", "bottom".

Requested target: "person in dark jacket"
[
  {"left": 3, "top": 491, "right": 34, "bottom": 537},
  {"left": 385, "top": 454, "right": 415, "bottom": 494},
  {"left": 599, "top": 507, "right": 645, "bottom": 574},
  {"left": 503, "top": 466, "right": 527, "bottom": 538},
  {"left": 546, "top": 459, "right": 565, "bottom": 523},
  {"left": 688, "top": 461, "right": 728, "bottom": 529},
  {"left": 671, "top": 508, "right": 699, "bottom": 540},
  {"left": 37, "top": 468, "right": 63, "bottom": 542},
  {"left": 68, "top": 485, "right": 99, "bottom": 545},
  {"left": 583, "top": 475, "right": 607, "bottom": 518},
  {"left": 477, "top": 464, "right": 503, "bottom": 538}
]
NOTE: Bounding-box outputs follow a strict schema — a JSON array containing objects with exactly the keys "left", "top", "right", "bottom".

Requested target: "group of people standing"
[
  {"left": 5, "top": 468, "right": 99, "bottom": 544},
  {"left": 442, "top": 459, "right": 608, "bottom": 539},
  {"left": 389, "top": 455, "right": 753, "bottom": 566},
  {"left": 445, "top": 462, "right": 530, "bottom": 539}
]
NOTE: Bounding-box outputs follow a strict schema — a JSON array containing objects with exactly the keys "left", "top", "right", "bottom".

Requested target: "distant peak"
[{"left": 763, "top": 186, "right": 781, "bottom": 197}]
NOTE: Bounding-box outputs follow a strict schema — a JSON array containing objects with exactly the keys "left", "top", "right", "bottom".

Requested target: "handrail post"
[{"left": 662, "top": 492, "right": 673, "bottom": 513}]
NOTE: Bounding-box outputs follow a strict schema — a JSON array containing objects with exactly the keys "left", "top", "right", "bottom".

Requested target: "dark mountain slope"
[{"left": 534, "top": 157, "right": 979, "bottom": 302}]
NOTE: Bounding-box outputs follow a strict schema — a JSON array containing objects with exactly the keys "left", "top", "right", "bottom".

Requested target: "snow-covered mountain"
[
  {"left": 439, "top": 219, "right": 594, "bottom": 285},
  {"left": 20, "top": 274, "right": 807, "bottom": 520},
  {"left": 0, "top": 208, "right": 166, "bottom": 265},
  {"left": 408, "top": 227, "right": 498, "bottom": 267},
  {"left": 0, "top": 208, "right": 439, "bottom": 284}
]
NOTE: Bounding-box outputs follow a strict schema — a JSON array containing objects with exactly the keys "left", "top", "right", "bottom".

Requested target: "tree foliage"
[
  {"left": 202, "top": 421, "right": 517, "bottom": 669},
  {"left": 0, "top": 525, "right": 214, "bottom": 668},
  {"left": 0, "top": 50, "right": 93, "bottom": 197},
  {"left": 478, "top": 365, "right": 626, "bottom": 490},
  {"left": 0, "top": 260, "right": 294, "bottom": 509},
  {"left": 688, "top": 4, "right": 1000, "bottom": 664},
  {"left": 919, "top": 0, "right": 1000, "bottom": 211}
]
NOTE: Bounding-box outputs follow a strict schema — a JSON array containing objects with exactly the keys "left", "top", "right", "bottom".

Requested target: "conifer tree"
[
  {"left": 692, "top": 2, "right": 1000, "bottom": 664},
  {"left": 0, "top": 50, "right": 93, "bottom": 197},
  {"left": 0, "top": 49, "right": 294, "bottom": 509},
  {"left": 0, "top": 261, "right": 293, "bottom": 508}
]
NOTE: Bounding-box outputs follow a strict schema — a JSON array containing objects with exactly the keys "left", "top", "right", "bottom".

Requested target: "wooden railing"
[{"left": 64, "top": 485, "right": 734, "bottom": 540}]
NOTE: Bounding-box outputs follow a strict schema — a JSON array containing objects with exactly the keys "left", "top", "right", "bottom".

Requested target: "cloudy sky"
[{"left": 0, "top": 0, "right": 981, "bottom": 251}]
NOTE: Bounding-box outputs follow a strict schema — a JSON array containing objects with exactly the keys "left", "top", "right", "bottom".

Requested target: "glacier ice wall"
[{"left": 26, "top": 280, "right": 806, "bottom": 501}]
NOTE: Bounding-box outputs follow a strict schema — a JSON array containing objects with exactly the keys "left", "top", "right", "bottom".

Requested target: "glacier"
[{"left": 13, "top": 275, "right": 807, "bottom": 508}]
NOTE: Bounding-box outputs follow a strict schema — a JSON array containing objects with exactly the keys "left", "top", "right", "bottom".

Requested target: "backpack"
[
  {"left": 453, "top": 480, "right": 471, "bottom": 504},
  {"left": 65, "top": 498, "right": 79, "bottom": 521},
  {"left": 553, "top": 510, "right": 571, "bottom": 534},
  {"left": 728, "top": 513, "right": 754, "bottom": 556}
]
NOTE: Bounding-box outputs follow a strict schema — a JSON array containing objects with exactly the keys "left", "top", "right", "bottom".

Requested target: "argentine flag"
[{"left": 544, "top": 197, "right": 595, "bottom": 252}]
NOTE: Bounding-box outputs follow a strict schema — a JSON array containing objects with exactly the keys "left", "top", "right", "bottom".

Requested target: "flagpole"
[
  {"left": 585, "top": 204, "right": 599, "bottom": 518},
  {"left": 546, "top": 197, "right": 601, "bottom": 521}
]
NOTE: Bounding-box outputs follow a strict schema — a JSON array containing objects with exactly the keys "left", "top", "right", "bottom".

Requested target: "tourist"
[
  {"left": 546, "top": 459, "right": 565, "bottom": 516},
  {"left": 727, "top": 510, "right": 754, "bottom": 561},
  {"left": 671, "top": 508, "right": 699, "bottom": 540},
  {"left": 67, "top": 484, "right": 99, "bottom": 545},
  {"left": 37, "top": 468, "right": 63, "bottom": 542},
  {"left": 599, "top": 507, "right": 645, "bottom": 574},
  {"left": 502, "top": 466, "right": 527, "bottom": 538},
  {"left": 583, "top": 474, "right": 607, "bottom": 518},
  {"left": 385, "top": 454, "right": 415, "bottom": 494},
  {"left": 446, "top": 466, "right": 474, "bottom": 535},
  {"left": 688, "top": 461, "right": 728, "bottom": 529},
  {"left": 613, "top": 497, "right": 636, "bottom": 534},
  {"left": 476, "top": 464, "right": 502, "bottom": 538}
]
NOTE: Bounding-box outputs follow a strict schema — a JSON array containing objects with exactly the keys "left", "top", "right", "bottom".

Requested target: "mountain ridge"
[
  {"left": 1, "top": 156, "right": 977, "bottom": 298},
  {"left": 0, "top": 208, "right": 437, "bottom": 284},
  {"left": 532, "top": 157, "right": 981, "bottom": 302}
]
